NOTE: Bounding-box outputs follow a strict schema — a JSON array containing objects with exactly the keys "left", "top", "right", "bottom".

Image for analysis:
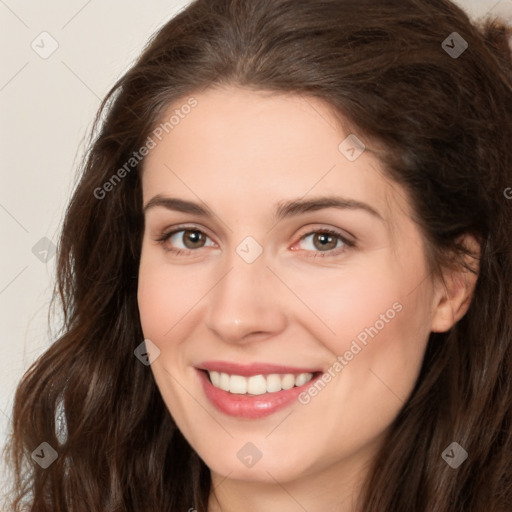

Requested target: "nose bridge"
[{"left": 204, "top": 244, "right": 287, "bottom": 343}]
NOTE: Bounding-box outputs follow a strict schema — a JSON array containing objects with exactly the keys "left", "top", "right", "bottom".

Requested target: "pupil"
[
  {"left": 185, "top": 230, "right": 204, "bottom": 248},
  {"left": 315, "top": 233, "right": 336, "bottom": 251}
]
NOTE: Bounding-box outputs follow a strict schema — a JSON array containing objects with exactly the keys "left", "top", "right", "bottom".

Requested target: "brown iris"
[
  {"left": 312, "top": 232, "right": 338, "bottom": 251},
  {"left": 181, "top": 230, "right": 206, "bottom": 249}
]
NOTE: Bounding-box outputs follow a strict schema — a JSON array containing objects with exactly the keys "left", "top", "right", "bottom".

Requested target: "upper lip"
[{"left": 196, "top": 360, "right": 321, "bottom": 376}]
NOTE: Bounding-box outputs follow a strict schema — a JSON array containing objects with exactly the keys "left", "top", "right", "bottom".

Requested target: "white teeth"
[
  {"left": 247, "top": 375, "right": 267, "bottom": 395},
  {"left": 281, "top": 374, "right": 295, "bottom": 390},
  {"left": 229, "top": 375, "right": 247, "bottom": 394},
  {"left": 295, "top": 373, "right": 311, "bottom": 387},
  {"left": 207, "top": 371, "right": 314, "bottom": 395},
  {"left": 266, "top": 374, "right": 282, "bottom": 393},
  {"left": 219, "top": 372, "right": 230, "bottom": 391},
  {"left": 209, "top": 370, "right": 220, "bottom": 387}
]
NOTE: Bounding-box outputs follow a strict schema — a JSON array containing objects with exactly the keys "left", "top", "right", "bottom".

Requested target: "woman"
[{"left": 6, "top": 0, "right": 512, "bottom": 510}]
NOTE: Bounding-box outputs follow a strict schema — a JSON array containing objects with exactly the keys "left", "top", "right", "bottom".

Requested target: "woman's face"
[{"left": 137, "top": 86, "right": 444, "bottom": 486}]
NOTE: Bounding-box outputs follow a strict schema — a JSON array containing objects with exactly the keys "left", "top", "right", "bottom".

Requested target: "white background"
[{"left": 1, "top": 0, "right": 511, "bottom": 498}]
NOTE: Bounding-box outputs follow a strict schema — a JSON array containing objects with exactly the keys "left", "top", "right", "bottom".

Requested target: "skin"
[{"left": 137, "top": 86, "right": 478, "bottom": 512}]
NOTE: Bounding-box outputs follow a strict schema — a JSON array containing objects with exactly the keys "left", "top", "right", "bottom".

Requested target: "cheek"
[
  {"left": 283, "top": 259, "right": 407, "bottom": 350},
  {"left": 137, "top": 269, "right": 170, "bottom": 341},
  {"left": 137, "top": 257, "right": 201, "bottom": 428},
  {"left": 289, "top": 269, "right": 432, "bottom": 459},
  {"left": 137, "top": 252, "right": 203, "bottom": 343},
  {"left": 291, "top": 253, "right": 433, "bottom": 398},
  {"left": 298, "top": 245, "right": 431, "bottom": 345}
]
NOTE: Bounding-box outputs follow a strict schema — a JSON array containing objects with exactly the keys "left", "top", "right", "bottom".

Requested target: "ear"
[{"left": 430, "top": 234, "right": 481, "bottom": 333}]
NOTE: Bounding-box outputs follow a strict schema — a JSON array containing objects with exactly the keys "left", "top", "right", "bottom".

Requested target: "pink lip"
[
  {"left": 197, "top": 360, "right": 321, "bottom": 376},
  {"left": 196, "top": 364, "right": 322, "bottom": 419}
]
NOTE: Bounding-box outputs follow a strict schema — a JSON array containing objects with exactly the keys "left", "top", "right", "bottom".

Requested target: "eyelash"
[{"left": 154, "top": 225, "right": 355, "bottom": 258}]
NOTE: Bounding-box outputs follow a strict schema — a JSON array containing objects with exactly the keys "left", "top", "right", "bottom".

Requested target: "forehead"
[{"left": 140, "top": 86, "right": 407, "bottom": 225}]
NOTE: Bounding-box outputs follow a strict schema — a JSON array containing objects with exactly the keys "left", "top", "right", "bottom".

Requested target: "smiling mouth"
[{"left": 202, "top": 369, "right": 321, "bottom": 395}]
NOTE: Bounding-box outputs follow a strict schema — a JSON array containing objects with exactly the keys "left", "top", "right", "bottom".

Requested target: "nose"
[{"left": 204, "top": 253, "right": 288, "bottom": 345}]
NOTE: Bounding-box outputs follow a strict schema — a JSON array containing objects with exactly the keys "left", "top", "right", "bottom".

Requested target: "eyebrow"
[{"left": 143, "top": 195, "right": 383, "bottom": 221}]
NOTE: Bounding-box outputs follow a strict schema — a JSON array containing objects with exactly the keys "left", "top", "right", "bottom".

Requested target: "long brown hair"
[{"left": 5, "top": 0, "right": 512, "bottom": 510}]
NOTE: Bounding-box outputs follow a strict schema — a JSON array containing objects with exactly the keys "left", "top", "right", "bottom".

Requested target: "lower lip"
[{"left": 197, "top": 369, "right": 320, "bottom": 419}]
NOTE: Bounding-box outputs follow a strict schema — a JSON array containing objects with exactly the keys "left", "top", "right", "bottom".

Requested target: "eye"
[
  {"left": 294, "top": 229, "right": 355, "bottom": 257},
  {"left": 155, "top": 226, "right": 355, "bottom": 258},
  {"left": 156, "top": 227, "right": 215, "bottom": 254}
]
